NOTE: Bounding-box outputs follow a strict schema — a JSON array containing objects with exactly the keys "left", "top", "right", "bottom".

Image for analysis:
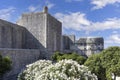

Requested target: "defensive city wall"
[
  {"left": 0, "top": 6, "right": 104, "bottom": 80},
  {"left": 0, "top": 6, "right": 62, "bottom": 80},
  {"left": 0, "top": 19, "right": 42, "bottom": 80}
]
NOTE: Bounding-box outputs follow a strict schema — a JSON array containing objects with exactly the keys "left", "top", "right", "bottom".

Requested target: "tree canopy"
[
  {"left": 84, "top": 46, "right": 120, "bottom": 80},
  {"left": 51, "top": 52, "right": 87, "bottom": 65}
]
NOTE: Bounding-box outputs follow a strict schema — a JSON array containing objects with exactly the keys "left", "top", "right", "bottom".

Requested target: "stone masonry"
[
  {"left": 0, "top": 19, "right": 25, "bottom": 48},
  {"left": 17, "top": 6, "right": 62, "bottom": 58},
  {"left": 0, "top": 6, "right": 62, "bottom": 80},
  {"left": 0, "top": 6, "right": 104, "bottom": 80}
]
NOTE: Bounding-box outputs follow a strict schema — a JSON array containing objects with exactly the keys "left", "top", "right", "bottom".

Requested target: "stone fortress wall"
[
  {"left": 0, "top": 19, "right": 25, "bottom": 48},
  {"left": 46, "top": 14, "right": 62, "bottom": 52},
  {"left": 0, "top": 19, "right": 42, "bottom": 80},
  {"left": 0, "top": 6, "right": 62, "bottom": 80},
  {"left": 17, "top": 12, "right": 47, "bottom": 49},
  {"left": 62, "top": 35, "right": 75, "bottom": 51},
  {"left": 0, "top": 6, "right": 104, "bottom": 80},
  {"left": 17, "top": 6, "right": 62, "bottom": 58}
]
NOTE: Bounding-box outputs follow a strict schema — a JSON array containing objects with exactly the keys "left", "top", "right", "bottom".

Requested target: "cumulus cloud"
[
  {"left": 55, "top": 12, "right": 90, "bottom": 30},
  {"left": 89, "top": 18, "right": 120, "bottom": 31},
  {"left": 0, "top": 7, "right": 15, "bottom": 21},
  {"left": 91, "top": 0, "right": 120, "bottom": 10},
  {"left": 55, "top": 12, "right": 120, "bottom": 32}
]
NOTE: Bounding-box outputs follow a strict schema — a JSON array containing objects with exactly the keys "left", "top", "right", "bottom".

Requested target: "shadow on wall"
[
  {"left": 0, "top": 28, "right": 47, "bottom": 80},
  {"left": 62, "top": 36, "right": 84, "bottom": 56},
  {"left": 0, "top": 19, "right": 47, "bottom": 80},
  {"left": 0, "top": 19, "right": 46, "bottom": 54},
  {"left": 23, "top": 28, "right": 47, "bottom": 59}
]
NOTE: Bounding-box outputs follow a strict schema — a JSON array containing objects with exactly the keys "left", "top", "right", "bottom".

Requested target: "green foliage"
[
  {"left": 0, "top": 54, "right": 12, "bottom": 76},
  {"left": 84, "top": 54, "right": 106, "bottom": 80},
  {"left": 84, "top": 46, "right": 120, "bottom": 80},
  {"left": 51, "top": 52, "right": 86, "bottom": 65}
]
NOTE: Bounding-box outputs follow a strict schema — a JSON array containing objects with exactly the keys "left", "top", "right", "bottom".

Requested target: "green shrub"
[
  {"left": 51, "top": 52, "right": 87, "bottom": 65},
  {"left": 0, "top": 54, "right": 12, "bottom": 76}
]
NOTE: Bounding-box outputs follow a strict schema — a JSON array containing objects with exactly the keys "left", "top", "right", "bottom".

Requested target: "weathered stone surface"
[
  {"left": 17, "top": 12, "right": 47, "bottom": 50},
  {"left": 0, "top": 19, "right": 25, "bottom": 49},
  {"left": 17, "top": 12, "right": 62, "bottom": 58},
  {"left": 47, "top": 14, "right": 62, "bottom": 52},
  {"left": 62, "top": 35, "right": 75, "bottom": 50},
  {"left": 1, "top": 48, "right": 41, "bottom": 80}
]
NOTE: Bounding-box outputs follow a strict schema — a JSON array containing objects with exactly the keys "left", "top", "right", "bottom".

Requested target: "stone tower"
[{"left": 17, "top": 6, "right": 62, "bottom": 58}]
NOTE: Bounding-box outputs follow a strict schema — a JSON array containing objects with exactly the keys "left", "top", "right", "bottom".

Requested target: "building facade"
[
  {"left": 62, "top": 35, "right": 104, "bottom": 57},
  {"left": 75, "top": 37, "right": 104, "bottom": 56}
]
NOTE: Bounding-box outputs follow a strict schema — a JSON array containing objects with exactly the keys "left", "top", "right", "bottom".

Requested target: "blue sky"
[{"left": 0, "top": 0, "right": 120, "bottom": 48}]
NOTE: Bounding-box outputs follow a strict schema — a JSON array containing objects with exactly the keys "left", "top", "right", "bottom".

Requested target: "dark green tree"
[
  {"left": 84, "top": 54, "right": 106, "bottom": 80},
  {"left": 0, "top": 54, "right": 12, "bottom": 77},
  {"left": 84, "top": 46, "right": 120, "bottom": 80},
  {"left": 51, "top": 52, "right": 86, "bottom": 65}
]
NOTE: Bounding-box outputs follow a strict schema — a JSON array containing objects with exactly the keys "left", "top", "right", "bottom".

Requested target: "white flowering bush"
[{"left": 18, "top": 59, "right": 98, "bottom": 80}]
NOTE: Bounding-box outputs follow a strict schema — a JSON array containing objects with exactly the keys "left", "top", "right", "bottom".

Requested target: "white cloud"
[
  {"left": 55, "top": 12, "right": 90, "bottom": 31},
  {"left": 89, "top": 18, "right": 120, "bottom": 31},
  {"left": 91, "top": 0, "right": 120, "bottom": 10},
  {"left": 28, "top": 6, "right": 39, "bottom": 12},
  {"left": 0, "top": 7, "right": 15, "bottom": 21},
  {"left": 103, "top": 33, "right": 120, "bottom": 48},
  {"left": 110, "top": 34, "right": 120, "bottom": 43},
  {"left": 55, "top": 12, "right": 120, "bottom": 48},
  {"left": 105, "top": 34, "right": 120, "bottom": 45},
  {"left": 65, "top": 0, "right": 82, "bottom": 2},
  {"left": 45, "top": 1, "right": 55, "bottom": 9},
  {"left": 55, "top": 12, "right": 120, "bottom": 32}
]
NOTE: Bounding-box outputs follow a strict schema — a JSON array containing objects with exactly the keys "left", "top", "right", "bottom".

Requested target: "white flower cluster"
[{"left": 18, "top": 59, "right": 97, "bottom": 80}]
